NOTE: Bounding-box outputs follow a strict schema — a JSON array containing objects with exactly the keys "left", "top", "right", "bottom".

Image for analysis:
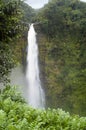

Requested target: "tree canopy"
[
  {"left": 0, "top": 0, "right": 34, "bottom": 83},
  {"left": 36, "top": 0, "right": 86, "bottom": 116}
]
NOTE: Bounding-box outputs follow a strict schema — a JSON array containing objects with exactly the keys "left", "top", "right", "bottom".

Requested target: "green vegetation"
[
  {"left": 0, "top": 0, "right": 34, "bottom": 83},
  {"left": 0, "top": 0, "right": 86, "bottom": 123},
  {"left": 0, "top": 86, "right": 86, "bottom": 130},
  {"left": 0, "top": 0, "right": 22, "bottom": 82},
  {"left": 35, "top": 0, "right": 86, "bottom": 116},
  {"left": 20, "top": 2, "right": 36, "bottom": 23}
]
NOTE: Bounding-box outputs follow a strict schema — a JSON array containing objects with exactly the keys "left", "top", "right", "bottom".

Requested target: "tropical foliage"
[
  {"left": 0, "top": 86, "right": 86, "bottom": 130},
  {"left": 0, "top": 0, "right": 22, "bottom": 82},
  {"left": 0, "top": 0, "right": 34, "bottom": 83},
  {"left": 0, "top": 0, "right": 86, "bottom": 119},
  {"left": 36, "top": 0, "right": 86, "bottom": 116}
]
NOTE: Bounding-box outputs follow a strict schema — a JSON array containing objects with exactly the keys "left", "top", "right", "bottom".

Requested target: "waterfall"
[{"left": 26, "top": 24, "right": 45, "bottom": 108}]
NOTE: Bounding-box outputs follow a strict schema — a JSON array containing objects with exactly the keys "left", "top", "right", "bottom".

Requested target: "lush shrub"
[{"left": 0, "top": 86, "right": 86, "bottom": 130}]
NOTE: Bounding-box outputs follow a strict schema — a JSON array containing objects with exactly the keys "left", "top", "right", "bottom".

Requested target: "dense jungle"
[{"left": 0, "top": 0, "right": 86, "bottom": 129}]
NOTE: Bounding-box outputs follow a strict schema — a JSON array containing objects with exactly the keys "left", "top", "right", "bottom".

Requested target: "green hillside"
[
  {"left": 35, "top": 0, "right": 86, "bottom": 116},
  {"left": 0, "top": 0, "right": 86, "bottom": 118}
]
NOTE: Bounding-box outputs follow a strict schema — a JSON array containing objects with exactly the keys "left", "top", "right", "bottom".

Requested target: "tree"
[{"left": 0, "top": 0, "right": 23, "bottom": 83}]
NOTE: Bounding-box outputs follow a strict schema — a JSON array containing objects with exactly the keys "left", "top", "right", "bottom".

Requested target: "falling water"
[{"left": 26, "top": 24, "right": 45, "bottom": 108}]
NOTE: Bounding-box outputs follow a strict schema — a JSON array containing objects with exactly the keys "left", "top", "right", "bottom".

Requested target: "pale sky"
[
  {"left": 25, "top": 0, "right": 86, "bottom": 9},
  {"left": 25, "top": 0, "right": 49, "bottom": 9},
  {"left": 80, "top": 0, "right": 86, "bottom": 2}
]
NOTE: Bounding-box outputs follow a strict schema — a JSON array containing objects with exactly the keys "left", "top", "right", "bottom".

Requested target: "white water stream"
[{"left": 26, "top": 24, "right": 45, "bottom": 108}]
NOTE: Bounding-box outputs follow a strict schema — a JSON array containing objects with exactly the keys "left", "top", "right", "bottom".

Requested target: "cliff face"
[
  {"left": 12, "top": 23, "right": 86, "bottom": 116},
  {"left": 35, "top": 24, "right": 86, "bottom": 116},
  {"left": 34, "top": 0, "right": 86, "bottom": 115},
  {"left": 35, "top": 25, "right": 61, "bottom": 109}
]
